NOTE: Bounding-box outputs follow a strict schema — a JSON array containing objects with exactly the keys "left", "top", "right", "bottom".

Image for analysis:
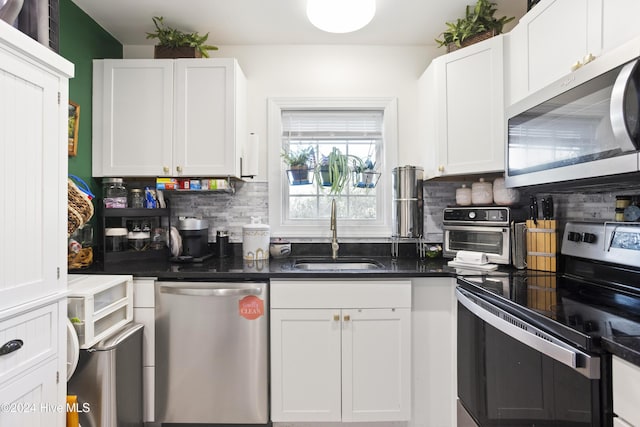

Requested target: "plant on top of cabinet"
[
  {"left": 435, "top": 0, "right": 514, "bottom": 52},
  {"left": 146, "top": 16, "right": 219, "bottom": 58}
]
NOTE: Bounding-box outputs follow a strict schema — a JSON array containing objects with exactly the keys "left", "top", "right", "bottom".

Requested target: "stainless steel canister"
[{"left": 392, "top": 166, "right": 424, "bottom": 238}]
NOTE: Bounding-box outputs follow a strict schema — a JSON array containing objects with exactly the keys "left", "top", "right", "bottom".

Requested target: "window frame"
[{"left": 267, "top": 98, "right": 398, "bottom": 239}]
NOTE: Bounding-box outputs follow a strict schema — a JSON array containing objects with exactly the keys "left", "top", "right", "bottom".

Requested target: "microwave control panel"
[{"left": 443, "top": 206, "right": 526, "bottom": 226}]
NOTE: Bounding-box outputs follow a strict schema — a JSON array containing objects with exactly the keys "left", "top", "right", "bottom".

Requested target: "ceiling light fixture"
[{"left": 306, "top": 0, "right": 376, "bottom": 34}]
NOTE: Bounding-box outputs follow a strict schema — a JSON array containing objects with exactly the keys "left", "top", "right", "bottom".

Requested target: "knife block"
[{"left": 525, "top": 220, "right": 557, "bottom": 272}]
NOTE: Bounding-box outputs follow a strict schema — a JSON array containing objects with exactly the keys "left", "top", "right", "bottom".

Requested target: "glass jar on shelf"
[{"left": 103, "top": 178, "right": 127, "bottom": 208}]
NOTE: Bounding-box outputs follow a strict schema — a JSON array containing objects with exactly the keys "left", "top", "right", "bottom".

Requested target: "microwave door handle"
[
  {"left": 610, "top": 59, "right": 640, "bottom": 150},
  {"left": 456, "top": 288, "right": 600, "bottom": 379}
]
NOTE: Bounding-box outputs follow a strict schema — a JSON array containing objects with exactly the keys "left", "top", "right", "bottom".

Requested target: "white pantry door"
[{"left": 0, "top": 47, "right": 60, "bottom": 308}]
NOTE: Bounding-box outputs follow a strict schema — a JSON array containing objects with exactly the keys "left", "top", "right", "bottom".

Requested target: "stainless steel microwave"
[{"left": 505, "top": 37, "right": 640, "bottom": 187}]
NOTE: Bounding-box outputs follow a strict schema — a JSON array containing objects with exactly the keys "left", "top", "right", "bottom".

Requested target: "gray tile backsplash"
[{"left": 165, "top": 180, "right": 640, "bottom": 244}]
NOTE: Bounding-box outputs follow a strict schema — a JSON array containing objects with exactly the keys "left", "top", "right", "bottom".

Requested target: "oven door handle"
[{"left": 456, "top": 288, "right": 600, "bottom": 379}]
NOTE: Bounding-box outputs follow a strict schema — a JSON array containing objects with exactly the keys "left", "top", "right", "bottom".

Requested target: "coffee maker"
[{"left": 176, "top": 218, "right": 210, "bottom": 260}]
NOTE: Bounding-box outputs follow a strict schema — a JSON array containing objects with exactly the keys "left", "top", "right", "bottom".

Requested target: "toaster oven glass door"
[{"left": 444, "top": 226, "right": 510, "bottom": 264}]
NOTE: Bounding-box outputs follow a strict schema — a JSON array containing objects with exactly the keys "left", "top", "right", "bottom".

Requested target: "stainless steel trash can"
[{"left": 68, "top": 323, "right": 144, "bottom": 427}]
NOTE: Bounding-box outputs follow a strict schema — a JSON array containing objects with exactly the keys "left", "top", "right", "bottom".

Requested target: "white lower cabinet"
[
  {"left": 613, "top": 355, "right": 640, "bottom": 427},
  {"left": 132, "top": 277, "right": 156, "bottom": 423},
  {"left": 0, "top": 298, "right": 66, "bottom": 427},
  {"left": 410, "top": 277, "right": 457, "bottom": 427},
  {"left": 270, "top": 279, "right": 411, "bottom": 423}
]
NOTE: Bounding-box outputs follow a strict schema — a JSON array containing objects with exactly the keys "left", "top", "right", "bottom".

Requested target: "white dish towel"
[{"left": 455, "top": 250, "right": 489, "bottom": 265}]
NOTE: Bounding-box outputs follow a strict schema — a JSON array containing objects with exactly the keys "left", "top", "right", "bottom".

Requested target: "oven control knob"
[
  {"left": 567, "top": 231, "right": 582, "bottom": 242},
  {"left": 468, "top": 211, "right": 476, "bottom": 219},
  {"left": 582, "top": 233, "right": 597, "bottom": 244}
]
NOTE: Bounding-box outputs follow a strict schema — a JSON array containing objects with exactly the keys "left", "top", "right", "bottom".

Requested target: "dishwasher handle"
[{"left": 159, "top": 284, "right": 263, "bottom": 297}]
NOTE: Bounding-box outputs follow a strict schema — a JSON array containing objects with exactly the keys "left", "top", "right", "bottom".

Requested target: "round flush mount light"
[{"left": 306, "top": 0, "right": 376, "bottom": 34}]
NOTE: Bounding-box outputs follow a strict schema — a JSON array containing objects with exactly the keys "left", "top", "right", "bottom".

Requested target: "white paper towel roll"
[
  {"left": 455, "top": 250, "right": 488, "bottom": 265},
  {"left": 242, "top": 132, "right": 260, "bottom": 177}
]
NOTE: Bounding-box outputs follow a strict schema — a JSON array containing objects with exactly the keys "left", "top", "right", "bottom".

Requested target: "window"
[{"left": 268, "top": 98, "right": 397, "bottom": 239}]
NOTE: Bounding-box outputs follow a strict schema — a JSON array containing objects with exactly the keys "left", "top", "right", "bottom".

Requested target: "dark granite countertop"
[{"left": 603, "top": 337, "right": 640, "bottom": 367}]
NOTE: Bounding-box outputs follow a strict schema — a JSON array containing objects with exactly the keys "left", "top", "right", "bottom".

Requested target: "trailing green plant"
[
  {"left": 281, "top": 146, "right": 315, "bottom": 168},
  {"left": 435, "top": 0, "right": 514, "bottom": 49},
  {"left": 146, "top": 16, "right": 218, "bottom": 58},
  {"left": 315, "top": 147, "right": 363, "bottom": 195}
]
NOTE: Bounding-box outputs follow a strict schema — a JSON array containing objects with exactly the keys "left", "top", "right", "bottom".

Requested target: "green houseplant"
[
  {"left": 146, "top": 16, "right": 219, "bottom": 58},
  {"left": 352, "top": 158, "right": 380, "bottom": 188},
  {"left": 315, "top": 147, "right": 363, "bottom": 195},
  {"left": 435, "top": 0, "right": 514, "bottom": 52},
  {"left": 281, "top": 146, "right": 315, "bottom": 185}
]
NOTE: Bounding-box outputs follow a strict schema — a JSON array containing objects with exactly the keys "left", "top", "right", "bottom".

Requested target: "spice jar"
[{"left": 103, "top": 178, "right": 127, "bottom": 208}]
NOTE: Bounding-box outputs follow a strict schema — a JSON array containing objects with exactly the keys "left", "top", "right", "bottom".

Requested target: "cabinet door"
[
  {"left": 342, "top": 308, "right": 411, "bottom": 422},
  {"left": 526, "top": 0, "right": 589, "bottom": 94},
  {"left": 0, "top": 359, "right": 61, "bottom": 426},
  {"left": 613, "top": 356, "right": 640, "bottom": 427},
  {"left": 0, "top": 46, "right": 61, "bottom": 307},
  {"left": 270, "top": 309, "right": 342, "bottom": 422},
  {"left": 597, "top": 0, "right": 640, "bottom": 54},
  {"left": 435, "top": 36, "right": 504, "bottom": 176},
  {"left": 174, "top": 59, "right": 241, "bottom": 176},
  {"left": 93, "top": 60, "right": 173, "bottom": 177}
]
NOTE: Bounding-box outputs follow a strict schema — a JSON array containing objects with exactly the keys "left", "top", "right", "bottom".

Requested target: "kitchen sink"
[{"left": 292, "top": 258, "right": 383, "bottom": 271}]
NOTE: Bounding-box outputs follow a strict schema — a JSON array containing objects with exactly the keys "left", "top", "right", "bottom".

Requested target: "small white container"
[
  {"left": 243, "top": 217, "right": 270, "bottom": 261},
  {"left": 456, "top": 185, "right": 472, "bottom": 206},
  {"left": 493, "top": 177, "right": 520, "bottom": 205},
  {"left": 471, "top": 178, "right": 493, "bottom": 205}
]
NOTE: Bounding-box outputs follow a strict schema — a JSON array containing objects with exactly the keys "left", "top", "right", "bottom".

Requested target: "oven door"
[
  {"left": 456, "top": 287, "right": 606, "bottom": 427},
  {"left": 443, "top": 225, "right": 510, "bottom": 264}
]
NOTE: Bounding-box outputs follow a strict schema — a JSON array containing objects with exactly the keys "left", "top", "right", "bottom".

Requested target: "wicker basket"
[
  {"left": 68, "top": 247, "right": 93, "bottom": 270},
  {"left": 68, "top": 179, "right": 94, "bottom": 236},
  {"left": 447, "top": 29, "right": 497, "bottom": 53}
]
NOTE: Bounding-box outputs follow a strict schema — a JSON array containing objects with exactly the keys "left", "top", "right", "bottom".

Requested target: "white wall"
[{"left": 123, "top": 44, "right": 439, "bottom": 181}]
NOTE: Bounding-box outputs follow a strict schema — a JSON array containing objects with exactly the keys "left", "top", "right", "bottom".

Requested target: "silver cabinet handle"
[
  {"left": 160, "top": 285, "right": 262, "bottom": 297},
  {"left": 456, "top": 288, "right": 600, "bottom": 379}
]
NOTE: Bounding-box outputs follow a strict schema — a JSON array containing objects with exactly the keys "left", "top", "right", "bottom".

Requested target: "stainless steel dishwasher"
[{"left": 155, "top": 281, "right": 269, "bottom": 424}]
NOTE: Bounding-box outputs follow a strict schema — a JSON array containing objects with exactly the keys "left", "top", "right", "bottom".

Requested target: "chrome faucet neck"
[{"left": 330, "top": 198, "right": 339, "bottom": 259}]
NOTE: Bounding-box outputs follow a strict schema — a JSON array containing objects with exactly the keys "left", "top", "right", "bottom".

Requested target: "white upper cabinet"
[
  {"left": 0, "top": 22, "right": 72, "bottom": 308},
  {"left": 505, "top": 0, "right": 640, "bottom": 106},
  {"left": 93, "top": 58, "right": 247, "bottom": 178},
  {"left": 420, "top": 35, "right": 505, "bottom": 178}
]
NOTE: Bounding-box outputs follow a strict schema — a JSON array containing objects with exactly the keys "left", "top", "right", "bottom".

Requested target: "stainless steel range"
[{"left": 456, "top": 221, "right": 640, "bottom": 427}]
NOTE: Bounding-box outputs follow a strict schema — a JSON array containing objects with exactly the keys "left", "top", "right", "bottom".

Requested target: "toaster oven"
[{"left": 443, "top": 206, "right": 527, "bottom": 266}]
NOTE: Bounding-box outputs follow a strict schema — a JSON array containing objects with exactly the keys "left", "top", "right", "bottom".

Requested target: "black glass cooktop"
[{"left": 457, "top": 261, "right": 640, "bottom": 353}]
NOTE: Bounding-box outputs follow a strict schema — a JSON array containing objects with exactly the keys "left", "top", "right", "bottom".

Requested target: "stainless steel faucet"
[{"left": 330, "top": 198, "right": 339, "bottom": 259}]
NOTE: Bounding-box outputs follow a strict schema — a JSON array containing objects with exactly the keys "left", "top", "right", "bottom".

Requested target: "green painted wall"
[{"left": 59, "top": 0, "right": 122, "bottom": 197}]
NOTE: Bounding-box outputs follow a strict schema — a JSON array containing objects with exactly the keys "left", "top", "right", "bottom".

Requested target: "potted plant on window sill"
[
  {"left": 315, "top": 147, "right": 364, "bottom": 195},
  {"left": 353, "top": 158, "right": 380, "bottom": 188},
  {"left": 281, "top": 146, "right": 315, "bottom": 185},
  {"left": 146, "top": 16, "right": 219, "bottom": 59},
  {"left": 435, "top": 0, "right": 514, "bottom": 53}
]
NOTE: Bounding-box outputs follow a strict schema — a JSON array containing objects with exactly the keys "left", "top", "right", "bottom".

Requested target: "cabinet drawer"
[
  {"left": 271, "top": 280, "right": 411, "bottom": 309},
  {"left": 0, "top": 304, "right": 58, "bottom": 384}
]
